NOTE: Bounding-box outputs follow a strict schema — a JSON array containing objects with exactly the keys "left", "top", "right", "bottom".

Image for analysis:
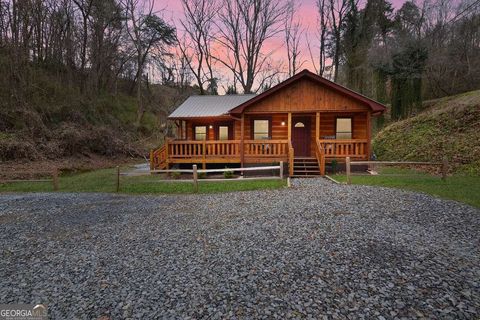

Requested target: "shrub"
[
  {"left": 0, "top": 137, "right": 38, "bottom": 161},
  {"left": 171, "top": 171, "right": 181, "bottom": 179},
  {"left": 331, "top": 159, "right": 338, "bottom": 173},
  {"left": 223, "top": 168, "right": 234, "bottom": 179}
]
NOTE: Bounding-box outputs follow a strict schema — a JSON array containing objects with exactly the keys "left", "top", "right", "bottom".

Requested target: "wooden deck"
[{"left": 151, "top": 138, "right": 369, "bottom": 176}]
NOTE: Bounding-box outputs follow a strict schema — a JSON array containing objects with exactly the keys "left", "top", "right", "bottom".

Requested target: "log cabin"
[{"left": 150, "top": 69, "right": 386, "bottom": 176}]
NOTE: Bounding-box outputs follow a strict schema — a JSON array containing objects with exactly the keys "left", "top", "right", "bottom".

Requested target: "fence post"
[
  {"left": 346, "top": 157, "right": 351, "bottom": 185},
  {"left": 202, "top": 139, "right": 207, "bottom": 170},
  {"left": 192, "top": 165, "right": 198, "bottom": 193},
  {"left": 149, "top": 149, "right": 154, "bottom": 171},
  {"left": 279, "top": 161, "right": 284, "bottom": 179},
  {"left": 442, "top": 156, "right": 448, "bottom": 181},
  {"left": 116, "top": 166, "right": 120, "bottom": 192},
  {"left": 165, "top": 138, "right": 169, "bottom": 173},
  {"left": 52, "top": 168, "right": 59, "bottom": 191}
]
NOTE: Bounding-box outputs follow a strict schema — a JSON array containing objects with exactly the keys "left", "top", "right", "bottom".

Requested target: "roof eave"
[{"left": 168, "top": 114, "right": 234, "bottom": 121}]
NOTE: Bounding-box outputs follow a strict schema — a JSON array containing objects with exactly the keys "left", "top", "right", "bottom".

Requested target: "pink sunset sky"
[{"left": 155, "top": 0, "right": 410, "bottom": 89}]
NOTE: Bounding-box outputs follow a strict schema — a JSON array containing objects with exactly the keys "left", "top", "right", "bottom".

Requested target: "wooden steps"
[{"left": 292, "top": 157, "right": 321, "bottom": 177}]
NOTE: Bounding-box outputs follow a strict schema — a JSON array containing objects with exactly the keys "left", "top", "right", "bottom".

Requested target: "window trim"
[
  {"left": 250, "top": 117, "right": 272, "bottom": 140},
  {"left": 335, "top": 116, "right": 353, "bottom": 139},
  {"left": 193, "top": 125, "right": 208, "bottom": 141}
]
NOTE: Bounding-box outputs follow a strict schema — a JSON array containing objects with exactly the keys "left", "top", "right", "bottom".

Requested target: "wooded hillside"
[{"left": 0, "top": 0, "right": 195, "bottom": 163}]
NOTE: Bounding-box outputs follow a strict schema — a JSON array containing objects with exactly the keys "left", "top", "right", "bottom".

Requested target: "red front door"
[{"left": 292, "top": 117, "right": 311, "bottom": 157}]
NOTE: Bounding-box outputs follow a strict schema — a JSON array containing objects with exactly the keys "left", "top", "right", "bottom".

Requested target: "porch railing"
[
  {"left": 163, "top": 139, "right": 290, "bottom": 160},
  {"left": 168, "top": 140, "right": 241, "bottom": 159},
  {"left": 244, "top": 140, "right": 289, "bottom": 157},
  {"left": 151, "top": 139, "right": 368, "bottom": 171},
  {"left": 318, "top": 139, "right": 368, "bottom": 159}
]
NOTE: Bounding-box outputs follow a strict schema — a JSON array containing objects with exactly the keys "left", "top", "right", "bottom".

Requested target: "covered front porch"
[{"left": 150, "top": 111, "right": 371, "bottom": 176}]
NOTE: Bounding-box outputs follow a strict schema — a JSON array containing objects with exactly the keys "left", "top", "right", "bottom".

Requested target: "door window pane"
[
  {"left": 195, "top": 126, "right": 207, "bottom": 140},
  {"left": 294, "top": 122, "right": 305, "bottom": 128},
  {"left": 253, "top": 120, "right": 270, "bottom": 140},
  {"left": 336, "top": 118, "right": 352, "bottom": 139},
  {"left": 218, "top": 126, "right": 229, "bottom": 140}
]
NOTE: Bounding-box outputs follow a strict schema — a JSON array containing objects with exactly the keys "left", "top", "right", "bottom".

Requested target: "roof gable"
[{"left": 229, "top": 69, "right": 386, "bottom": 115}]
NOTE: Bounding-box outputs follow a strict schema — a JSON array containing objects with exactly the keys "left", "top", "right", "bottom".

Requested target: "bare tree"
[
  {"left": 0, "top": 1, "right": 7, "bottom": 46},
  {"left": 178, "top": 0, "right": 217, "bottom": 95},
  {"left": 308, "top": 0, "right": 330, "bottom": 77},
  {"left": 215, "top": 0, "right": 287, "bottom": 93},
  {"left": 308, "top": 0, "right": 349, "bottom": 80},
  {"left": 88, "top": 0, "right": 125, "bottom": 92},
  {"left": 284, "top": 0, "right": 304, "bottom": 76},
  {"left": 72, "top": 0, "right": 93, "bottom": 74},
  {"left": 122, "top": 0, "right": 175, "bottom": 125},
  {"left": 329, "top": 0, "right": 349, "bottom": 82}
]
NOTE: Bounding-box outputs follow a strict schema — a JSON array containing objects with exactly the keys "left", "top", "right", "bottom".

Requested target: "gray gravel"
[{"left": 0, "top": 178, "right": 479, "bottom": 319}]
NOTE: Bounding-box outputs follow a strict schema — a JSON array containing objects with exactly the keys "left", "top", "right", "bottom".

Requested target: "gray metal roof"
[{"left": 169, "top": 94, "right": 257, "bottom": 118}]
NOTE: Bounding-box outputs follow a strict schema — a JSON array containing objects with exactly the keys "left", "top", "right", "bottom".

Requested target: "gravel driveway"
[{"left": 0, "top": 178, "right": 479, "bottom": 319}]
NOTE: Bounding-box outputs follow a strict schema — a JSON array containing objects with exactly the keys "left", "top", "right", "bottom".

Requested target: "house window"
[
  {"left": 253, "top": 119, "right": 270, "bottom": 140},
  {"left": 336, "top": 118, "right": 352, "bottom": 139},
  {"left": 218, "top": 126, "right": 229, "bottom": 140},
  {"left": 194, "top": 126, "right": 207, "bottom": 140}
]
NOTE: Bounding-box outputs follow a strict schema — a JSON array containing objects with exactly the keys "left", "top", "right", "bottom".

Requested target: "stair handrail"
[
  {"left": 288, "top": 141, "right": 294, "bottom": 177},
  {"left": 315, "top": 139, "right": 326, "bottom": 176},
  {"left": 150, "top": 144, "right": 167, "bottom": 170}
]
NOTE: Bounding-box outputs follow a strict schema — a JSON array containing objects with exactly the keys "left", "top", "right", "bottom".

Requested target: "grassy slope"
[
  {"left": 373, "top": 90, "right": 480, "bottom": 174},
  {"left": 333, "top": 167, "right": 480, "bottom": 208},
  {"left": 0, "top": 168, "right": 286, "bottom": 194}
]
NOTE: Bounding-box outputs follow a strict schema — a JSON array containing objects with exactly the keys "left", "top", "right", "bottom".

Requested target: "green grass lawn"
[
  {"left": 0, "top": 168, "right": 287, "bottom": 194},
  {"left": 332, "top": 167, "right": 480, "bottom": 208}
]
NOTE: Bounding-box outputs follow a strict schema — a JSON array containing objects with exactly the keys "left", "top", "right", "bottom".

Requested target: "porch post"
[
  {"left": 315, "top": 112, "right": 320, "bottom": 140},
  {"left": 176, "top": 121, "right": 181, "bottom": 138},
  {"left": 287, "top": 112, "right": 292, "bottom": 142},
  {"left": 287, "top": 112, "right": 293, "bottom": 176},
  {"left": 202, "top": 138, "right": 206, "bottom": 170},
  {"left": 366, "top": 111, "right": 372, "bottom": 161},
  {"left": 240, "top": 114, "right": 245, "bottom": 172}
]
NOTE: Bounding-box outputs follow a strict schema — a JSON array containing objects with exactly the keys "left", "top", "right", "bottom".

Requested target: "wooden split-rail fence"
[
  {"left": 344, "top": 156, "right": 449, "bottom": 185},
  {"left": 0, "top": 169, "right": 59, "bottom": 190}
]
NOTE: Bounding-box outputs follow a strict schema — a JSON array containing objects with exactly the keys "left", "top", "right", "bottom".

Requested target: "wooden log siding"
[
  {"left": 319, "top": 112, "right": 367, "bottom": 139},
  {"left": 234, "top": 114, "right": 288, "bottom": 141}
]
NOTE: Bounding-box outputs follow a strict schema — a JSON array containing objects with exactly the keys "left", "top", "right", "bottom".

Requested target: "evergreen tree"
[{"left": 389, "top": 1, "right": 428, "bottom": 120}]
